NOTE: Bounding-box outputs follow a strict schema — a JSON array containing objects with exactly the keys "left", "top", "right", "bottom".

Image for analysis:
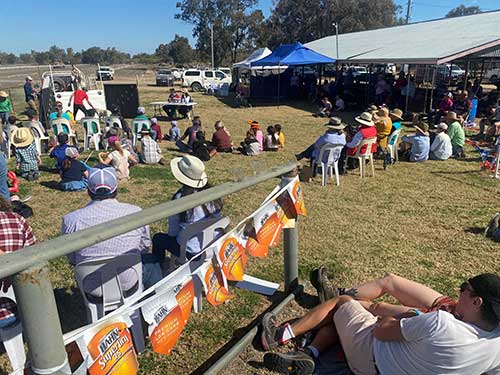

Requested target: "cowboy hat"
[
  {"left": 0, "top": 91, "right": 8, "bottom": 98},
  {"left": 376, "top": 107, "right": 389, "bottom": 118},
  {"left": 446, "top": 111, "right": 458, "bottom": 121},
  {"left": 355, "top": 112, "right": 375, "bottom": 127},
  {"left": 414, "top": 122, "right": 429, "bottom": 136},
  {"left": 325, "top": 117, "right": 346, "bottom": 130},
  {"left": 170, "top": 155, "right": 208, "bottom": 189},
  {"left": 390, "top": 108, "right": 404, "bottom": 120},
  {"left": 11, "top": 127, "right": 34, "bottom": 148}
]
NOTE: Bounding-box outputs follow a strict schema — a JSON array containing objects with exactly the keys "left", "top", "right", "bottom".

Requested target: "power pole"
[
  {"left": 211, "top": 24, "right": 215, "bottom": 69},
  {"left": 406, "top": 0, "right": 412, "bottom": 24}
]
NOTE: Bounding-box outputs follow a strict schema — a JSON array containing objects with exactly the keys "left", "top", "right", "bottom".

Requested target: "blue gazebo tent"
[{"left": 250, "top": 42, "right": 335, "bottom": 102}]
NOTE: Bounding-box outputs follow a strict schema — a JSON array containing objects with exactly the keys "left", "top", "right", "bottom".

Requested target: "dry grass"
[{"left": 1, "top": 76, "right": 500, "bottom": 374}]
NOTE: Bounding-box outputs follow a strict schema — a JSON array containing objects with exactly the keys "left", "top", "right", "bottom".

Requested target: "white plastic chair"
[
  {"left": 81, "top": 117, "right": 102, "bottom": 151},
  {"left": 50, "top": 118, "right": 78, "bottom": 146},
  {"left": 3, "top": 125, "right": 17, "bottom": 158},
  {"left": 346, "top": 137, "right": 377, "bottom": 178},
  {"left": 0, "top": 286, "right": 26, "bottom": 374},
  {"left": 386, "top": 129, "right": 401, "bottom": 163},
  {"left": 73, "top": 253, "right": 145, "bottom": 353},
  {"left": 168, "top": 216, "right": 231, "bottom": 272},
  {"left": 105, "top": 116, "right": 123, "bottom": 132},
  {"left": 132, "top": 119, "right": 151, "bottom": 147},
  {"left": 314, "top": 144, "right": 344, "bottom": 186},
  {"left": 23, "top": 121, "right": 50, "bottom": 155}
]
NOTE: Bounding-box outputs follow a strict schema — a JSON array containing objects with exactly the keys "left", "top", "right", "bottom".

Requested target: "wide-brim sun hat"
[
  {"left": 390, "top": 108, "right": 404, "bottom": 120},
  {"left": 170, "top": 155, "right": 208, "bottom": 189},
  {"left": 355, "top": 112, "right": 375, "bottom": 127},
  {"left": 446, "top": 111, "right": 458, "bottom": 121},
  {"left": 0, "top": 91, "right": 8, "bottom": 98},
  {"left": 10, "top": 128, "right": 34, "bottom": 148},
  {"left": 325, "top": 117, "right": 346, "bottom": 130},
  {"left": 415, "top": 122, "right": 429, "bottom": 136}
]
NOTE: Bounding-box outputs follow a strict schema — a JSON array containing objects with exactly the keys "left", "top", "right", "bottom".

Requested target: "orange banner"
[
  {"left": 290, "top": 178, "right": 307, "bottom": 216},
  {"left": 85, "top": 318, "right": 138, "bottom": 375},
  {"left": 149, "top": 305, "right": 185, "bottom": 355},
  {"left": 200, "top": 260, "right": 233, "bottom": 306},
  {"left": 218, "top": 236, "right": 248, "bottom": 281},
  {"left": 175, "top": 279, "right": 194, "bottom": 324}
]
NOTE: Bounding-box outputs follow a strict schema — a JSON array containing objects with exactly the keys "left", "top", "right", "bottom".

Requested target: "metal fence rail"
[{"left": 2, "top": 161, "right": 299, "bottom": 375}]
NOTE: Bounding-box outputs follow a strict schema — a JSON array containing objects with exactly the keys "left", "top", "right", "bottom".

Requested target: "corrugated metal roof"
[{"left": 305, "top": 10, "right": 500, "bottom": 65}]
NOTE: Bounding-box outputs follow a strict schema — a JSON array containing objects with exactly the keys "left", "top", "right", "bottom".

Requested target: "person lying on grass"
[{"left": 261, "top": 269, "right": 500, "bottom": 375}]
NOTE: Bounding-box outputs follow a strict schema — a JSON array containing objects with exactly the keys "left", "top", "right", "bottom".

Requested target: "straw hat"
[
  {"left": 170, "top": 155, "right": 208, "bottom": 189},
  {"left": 0, "top": 91, "right": 8, "bottom": 98},
  {"left": 10, "top": 127, "right": 34, "bottom": 148},
  {"left": 390, "top": 108, "right": 404, "bottom": 120},
  {"left": 325, "top": 117, "right": 346, "bottom": 130},
  {"left": 414, "top": 122, "right": 429, "bottom": 136},
  {"left": 354, "top": 112, "right": 375, "bottom": 127},
  {"left": 376, "top": 107, "right": 389, "bottom": 118},
  {"left": 446, "top": 111, "right": 458, "bottom": 121}
]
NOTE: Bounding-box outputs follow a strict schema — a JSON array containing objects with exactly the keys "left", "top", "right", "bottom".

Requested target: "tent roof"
[
  {"left": 233, "top": 48, "right": 272, "bottom": 69},
  {"left": 305, "top": 10, "right": 500, "bottom": 65},
  {"left": 251, "top": 42, "right": 335, "bottom": 66}
]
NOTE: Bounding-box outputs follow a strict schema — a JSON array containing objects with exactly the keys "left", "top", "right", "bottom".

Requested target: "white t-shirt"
[
  {"left": 109, "top": 149, "right": 130, "bottom": 168},
  {"left": 430, "top": 132, "right": 452, "bottom": 160},
  {"left": 374, "top": 311, "right": 500, "bottom": 375}
]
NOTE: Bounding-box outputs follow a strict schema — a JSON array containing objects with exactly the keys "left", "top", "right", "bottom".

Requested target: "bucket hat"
[
  {"left": 170, "top": 155, "right": 208, "bottom": 188},
  {"left": 354, "top": 112, "right": 375, "bottom": 127},
  {"left": 325, "top": 117, "right": 346, "bottom": 130}
]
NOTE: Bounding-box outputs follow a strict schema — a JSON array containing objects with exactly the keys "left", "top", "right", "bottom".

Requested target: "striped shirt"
[
  {"left": 0, "top": 212, "right": 36, "bottom": 319},
  {"left": 62, "top": 199, "right": 150, "bottom": 296}
]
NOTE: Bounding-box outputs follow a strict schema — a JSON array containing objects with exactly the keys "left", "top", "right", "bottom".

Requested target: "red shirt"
[
  {"left": 73, "top": 90, "right": 88, "bottom": 105},
  {"left": 151, "top": 124, "right": 162, "bottom": 142},
  {"left": 212, "top": 128, "right": 232, "bottom": 149},
  {"left": 0, "top": 212, "right": 36, "bottom": 320}
]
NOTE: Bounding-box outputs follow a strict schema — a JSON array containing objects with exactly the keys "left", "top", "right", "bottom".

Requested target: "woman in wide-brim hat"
[
  {"left": 346, "top": 111, "right": 378, "bottom": 157},
  {"left": 152, "top": 155, "right": 223, "bottom": 265}
]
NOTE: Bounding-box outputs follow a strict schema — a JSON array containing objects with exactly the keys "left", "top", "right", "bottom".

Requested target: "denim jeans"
[
  {"left": 60, "top": 179, "right": 88, "bottom": 191},
  {"left": 0, "top": 152, "right": 10, "bottom": 201},
  {"left": 0, "top": 112, "right": 9, "bottom": 125}
]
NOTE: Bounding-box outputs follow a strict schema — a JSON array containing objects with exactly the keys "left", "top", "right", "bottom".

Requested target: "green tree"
[
  {"left": 445, "top": 5, "right": 481, "bottom": 18},
  {"left": 19, "top": 53, "right": 34, "bottom": 64},
  {"left": 175, "top": 0, "right": 262, "bottom": 66},
  {"left": 264, "top": 0, "right": 404, "bottom": 48},
  {"left": 167, "top": 35, "right": 194, "bottom": 64}
]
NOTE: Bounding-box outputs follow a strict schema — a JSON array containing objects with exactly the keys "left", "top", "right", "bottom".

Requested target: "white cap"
[
  {"left": 437, "top": 122, "right": 448, "bottom": 130},
  {"left": 26, "top": 76, "right": 33, "bottom": 81},
  {"left": 171, "top": 120, "right": 178, "bottom": 126},
  {"left": 151, "top": 117, "right": 158, "bottom": 124},
  {"left": 137, "top": 106, "right": 146, "bottom": 114}
]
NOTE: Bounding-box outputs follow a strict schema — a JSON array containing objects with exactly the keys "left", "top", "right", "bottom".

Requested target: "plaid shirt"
[
  {"left": 140, "top": 136, "right": 162, "bottom": 164},
  {"left": 14, "top": 143, "right": 39, "bottom": 173},
  {"left": 0, "top": 212, "right": 36, "bottom": 319}
]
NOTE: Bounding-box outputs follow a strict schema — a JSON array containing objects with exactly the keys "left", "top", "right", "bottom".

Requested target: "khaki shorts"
[{"left": 334, "top": 300, "right": 378, "bottom": 375}]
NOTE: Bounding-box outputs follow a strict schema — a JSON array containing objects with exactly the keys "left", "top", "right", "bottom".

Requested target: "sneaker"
[
  {"left": 261, "top": 312, "right": 280, "bottom": 350},
  {"left": 32, "top": 172, "right": 39, "bottom": 181},
  {"left": 263, "top": 349, "right": 315, "bottom": 375},
  {"left": 310, "top": 266, "right": 337, "bottom": 304},
  {"left": 26, "top": 172, "right": 34, "bottom": 182}
]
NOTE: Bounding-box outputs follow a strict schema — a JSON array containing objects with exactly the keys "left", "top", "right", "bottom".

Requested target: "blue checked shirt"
[
  {"left": 62, "top": 199, "right": 151, "bottom": 295},
  {"left": 14, "top": 143, "right": 39, "bottom": 173}
]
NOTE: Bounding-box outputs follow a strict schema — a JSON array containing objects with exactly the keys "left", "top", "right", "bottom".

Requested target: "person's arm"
[
  {"left": 373, "top": 316, "right": 404, "bottom": 341},
  {"left": 85, "top": 96, "right": 96, "bottom": 111},
  {"left": 128, "top": 153, "right": 137, "bottom": 164},
  {"left": 83, "top": 169, "right": 89, "bottom": 179},
  {"left": 67, "top": 92, "right": 74, "bottom": 107},
  {"left": 346, "top": 131, "right": 363, "bottom": 148},
  {"left": 98, "top": 152, "right": 112, "bottom": 165},
  {"left": 156, "top": 142, "right": 162, "bottom": 154},
  {"left": 139, "top": 224, "right": 151, "bottom": 253}
]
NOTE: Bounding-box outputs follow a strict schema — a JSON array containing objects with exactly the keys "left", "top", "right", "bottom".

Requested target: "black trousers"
[{"left": 73, "top": 104, "right": 87, "bottom": 118}]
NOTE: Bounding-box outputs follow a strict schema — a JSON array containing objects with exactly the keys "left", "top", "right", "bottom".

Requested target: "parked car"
[
  {"left": 181, "top": 69, "right": 232, "bottom": 92},
  {"left": 171, "top": 68, "right": 183, "bottom": 80},
  {"left": 96, "top": 67, "right": 114, "bottom": 81},
  {"left": 216, "top": 67, "right": 232, "bottom": 77},
  {"left": 485, "top": 68, "right": 500, "bottom": 83},
  {"left": 348, "top": 66, "right": 368, "bottom": 77},
  {"left": 156, "top": 69, "right": 175, "bottom": 86},
  {"left": 436, "top": 64, "right": 465, "bottom": 80}
]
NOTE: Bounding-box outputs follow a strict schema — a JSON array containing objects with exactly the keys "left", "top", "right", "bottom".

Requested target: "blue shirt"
[
  {"left": 49, "top": 112, "right": 71, "bottom": 121},
  {"left": 0, "top": 153, "right": 10, "bottom": 201},
  {"left": 313, "top": 131, "right": 346, "bottom": 160},
  {"left": 24, "top": 82, "right": 34, "bottom": 102},
  {"left": 401, "top": 134, "right": 430, "bottom": 162},
  {"left": 50, "top": 144, "right": 68, "bottom": 170},
  {"left": 169, "top": 126, "right": 181, "bottom": 141}
]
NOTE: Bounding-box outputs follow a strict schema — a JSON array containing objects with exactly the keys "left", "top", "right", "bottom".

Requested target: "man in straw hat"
[
  {"left": 0, "top": 91, "right": 13, "bottom": 125},
  {"left": 23, "top": 76, "right": 38, "bottom": 112},
  {"left": 295, "top": 117, "right": 346, "bottom": 174},
  {"left": 400, "top": 122, "right": 430, "bottom": 162},
  {"left": 11, "top": 128, "right": 41, "bottom": 180},
  {"left": 152, "top": 155, "right": 224, "bottom": 265},
  {"left": 445, "top": 111, "right": 465, "bottom": 158},
  {"left": 62, "top": 166, "right": 162, "bottom": 295},
  {"left": 389, "top": 108, "right": 403, "bottom": 134},
  {"left": 261, "top": 271, "right": 500, "bottom": 375}
]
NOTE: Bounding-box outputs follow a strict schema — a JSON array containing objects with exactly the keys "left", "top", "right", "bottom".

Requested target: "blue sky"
[{"left": 2, "top": 0, "right": 497, "bottom": 55}]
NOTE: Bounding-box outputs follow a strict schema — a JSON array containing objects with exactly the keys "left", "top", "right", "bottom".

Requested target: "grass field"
[{"left": 1, "top": 75, "right": 500, "bottom": 374}]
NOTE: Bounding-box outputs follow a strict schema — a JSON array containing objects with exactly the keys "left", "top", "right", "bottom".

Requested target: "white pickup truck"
[{"left": 485, "top": 68, "right": 500, "bottom": 83}]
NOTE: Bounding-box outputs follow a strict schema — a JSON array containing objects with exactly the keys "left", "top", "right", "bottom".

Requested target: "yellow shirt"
[
  {"left": 375, "top": 117, "right": 392, "bottom": 149},
  {"left": 278, "top": 132, "right": 285, "bottom": 147}
]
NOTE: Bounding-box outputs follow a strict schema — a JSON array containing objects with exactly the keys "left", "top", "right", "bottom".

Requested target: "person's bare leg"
[
  {"left": 309, "top": 323, "right": 339, "bottom": 353},
  {"left": 357, "top": 300, "right": 412, "bottom": 317},
  {"left": 344, "top": 273, "right": 442, "bottom": 309}
]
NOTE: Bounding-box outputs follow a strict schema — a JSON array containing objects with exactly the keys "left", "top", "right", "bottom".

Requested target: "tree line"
[{"left": 0, "top": 2, "right": 482, "bottom": 67}]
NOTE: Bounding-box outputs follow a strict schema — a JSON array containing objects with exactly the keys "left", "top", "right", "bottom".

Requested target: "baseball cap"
[
  {"left": 437, "top": 123, "right": 448, "bottom": 130},
  {"left": 151, "top": 117, "right": 158, "bottom": 124},
  {"left": 137, "top": 106, "right": 146, "bottom": 114},
  {"left": 87, "top": 167, "right": 118, "bottom": 195},
  {"left": 171, "top": 121, "right": 178, "bottom": 127},
  {"left": 468, "top": 273, "right": 500, "bottom": 320},
  {"left": 65, "top": 147, "right": 79, "bottom": 159}
]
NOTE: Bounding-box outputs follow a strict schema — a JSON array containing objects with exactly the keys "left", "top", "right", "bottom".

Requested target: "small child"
[
  {"left": 12, "top": 128, "right": 41, "bottom": 181},
  {"left": 150, "top": 117, "right": 162, "bottom": 142},
  {"left": 264, "top": 126, "right": 280, "bottom": 152},
  {"left": 48, "top": 133, "right": 70, "bottom": 171},
  {"left": 60, "top": 147, "right": 88, "bottom": 191},
  {"left": 274, "top": 124, "right": 285, "bottom": 147},
  {"left": 192, "top": 131, "right": 216, "bottom": 161},
  {"left": 238, "top": 129, "right": 260, "bottom": 156},
  {"left": 168, "top": 121, "right": 181, "bottom": 141}
]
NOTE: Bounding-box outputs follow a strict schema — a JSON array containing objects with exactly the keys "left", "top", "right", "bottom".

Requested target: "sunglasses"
[{"left": 459, "top": 281, "right": 475, "bottom": 294}]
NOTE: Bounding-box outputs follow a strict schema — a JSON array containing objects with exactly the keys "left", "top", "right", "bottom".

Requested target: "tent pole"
[
  {"left": 463, "top": 59, "right": 470, "bottom": 91},
  {"left": 429, "top": 66, "right": 436, "bottom": 112},
  {"left": 277, "top": 61, "right": 281, "bottom": 109},
  {"left": 423, "top": 65, "right": 429, "bottom": 113},
  {"left": 405, "top": 64, "right": 411, "bottom": 113}
]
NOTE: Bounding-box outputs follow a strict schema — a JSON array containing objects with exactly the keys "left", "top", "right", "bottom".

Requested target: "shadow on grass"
[
  {"left": 54, "top": 287, "right": 87, "bottom": 333},
  {"left": 214, "top": 92, "right": 318, "bottom": 113},
  {"left": 40, "top": 180, "right": 62, "bottom": 191},
  {"left": 191, "top": 288, "right": 305, "bottom": 374},
  {"left": 464, "top": 227, "right": 485, "bottom": 235}
]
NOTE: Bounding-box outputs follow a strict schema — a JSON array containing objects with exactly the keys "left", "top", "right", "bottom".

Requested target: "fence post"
[
  {"left": 12, "top": 263, "right": 71, "bottom": 375},
  {"left": 280, "top": 170, "right": 299, "bottom": 292}
]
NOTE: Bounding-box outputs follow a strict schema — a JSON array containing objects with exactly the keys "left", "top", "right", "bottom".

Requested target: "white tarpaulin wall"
[{"left": 233, "top": 47, "right": 272, "bottom": 69}]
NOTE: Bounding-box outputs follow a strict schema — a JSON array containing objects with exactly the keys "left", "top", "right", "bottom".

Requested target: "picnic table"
[{"left": 150, "top": 101, "right": 197, "bottom": 119}]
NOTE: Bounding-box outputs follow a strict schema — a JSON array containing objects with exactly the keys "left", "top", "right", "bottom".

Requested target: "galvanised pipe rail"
[{"left": 0, "top": 161, "right": 298, "bottom": 279}]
